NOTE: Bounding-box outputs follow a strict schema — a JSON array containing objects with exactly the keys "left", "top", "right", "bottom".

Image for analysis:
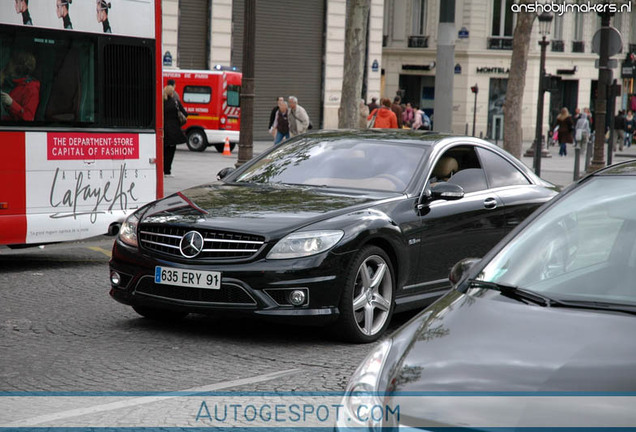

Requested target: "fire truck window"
[
  {"left": 183, "top": 86, "right": 211, "bottom": 104},
  {"left": 227, "top": 85, "right": 240, "bottom": 107}
]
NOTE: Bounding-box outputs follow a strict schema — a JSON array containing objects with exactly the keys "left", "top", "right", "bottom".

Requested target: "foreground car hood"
[
  {"left": 141, "top": 183, "right": 393, "bottom": 234},
  {"left": 392, "top": 290, "right": 636, "bottom": 393}
]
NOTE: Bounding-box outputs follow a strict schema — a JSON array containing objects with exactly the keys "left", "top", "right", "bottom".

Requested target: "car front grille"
[
  {"left": 138, "top": 225, "right": 265, "bottom": 260},
  {"left": 134, "top": 277, "right": 256, "bottom": 306}
]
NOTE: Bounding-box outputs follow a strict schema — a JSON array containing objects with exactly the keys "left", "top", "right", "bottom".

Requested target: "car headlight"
[
  {"left": 118, "top": 212, "right": 140, "bottom": 247},
  {"left": 267, "top": 230, "right": 344, "bottom": 259},
  {"left": 340, "top": 339, "right": 392, "bottom": 429}
]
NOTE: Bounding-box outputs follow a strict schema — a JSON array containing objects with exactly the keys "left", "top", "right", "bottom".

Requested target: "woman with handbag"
[
  {"left": 556, "top": 107, "right": 574, "bottom": 157},
  {"left": 163, "top": 84, "right": 188, "bottom": 177}
]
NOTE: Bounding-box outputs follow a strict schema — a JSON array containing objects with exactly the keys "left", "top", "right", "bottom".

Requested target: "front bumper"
[{"left": 109, "top": 239, "right": 355, "bottom": 325}]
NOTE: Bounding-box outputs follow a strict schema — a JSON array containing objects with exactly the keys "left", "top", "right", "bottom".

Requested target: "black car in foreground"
[
  {"left": 109, "top": 130, "right": 557, "bottom": 342},
  {"left": 337, "top": 160, "right": 636, "bottom": 428}
]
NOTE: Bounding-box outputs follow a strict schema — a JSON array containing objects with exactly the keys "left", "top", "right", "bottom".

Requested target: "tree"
[
  {"left": 503, "top": 2, "right": 536, "bottom": 158},
  {"left": 338, "top": 0, "right": 370, "bottom": 128}
]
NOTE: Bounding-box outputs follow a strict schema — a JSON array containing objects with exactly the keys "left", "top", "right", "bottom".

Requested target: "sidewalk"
[
  {"left": 519, "top": 140, "right": 636, "bottom": 188},
  {"left": 164, "top": 139, "right": 636, "bottom": 197}
]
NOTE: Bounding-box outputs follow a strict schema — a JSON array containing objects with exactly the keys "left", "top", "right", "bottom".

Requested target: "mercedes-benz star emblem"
[{"left": 179, "top": 231, "right": 204, "bottom": 258}]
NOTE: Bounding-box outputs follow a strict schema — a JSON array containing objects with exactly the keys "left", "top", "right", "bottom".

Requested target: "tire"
[
  {"left": 335, "top": 246, "right": 395, "bottom": 343},
  {"left": 132, "top": 305, "right": 188, "bottom": 321},
  {"left": 187, "top": 129, "right": 208, "bottom": 152},
  {"left": 214, "top": 142, "right": 237, "bottom": 153}
]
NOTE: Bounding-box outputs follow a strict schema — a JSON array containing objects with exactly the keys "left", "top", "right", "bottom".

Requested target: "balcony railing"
[
  {"left": 487, "top": 37, "right": 513, "bottom": 50},
  {"left": 408, "top": 35, "right": 429, "bottom": 48},
  {"left": 572, "top": 41, "right": 585, "bottom": 53},
  {"left": 551, "top": 40, "right": 564, "bottom": 52}
]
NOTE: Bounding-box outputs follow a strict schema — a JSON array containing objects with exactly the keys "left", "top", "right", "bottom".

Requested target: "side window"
[
  {"left": 227, "top": 84, "right": 240, "bottom": 107},
  {"left": 183, "top": 86, "right": 211, "bottom": 104},
  {"left": 430, "top": 146, "right": 489, "bottom": 193},
  {"left": 477, "top": 147, "right": 530, "bottom": 188}
]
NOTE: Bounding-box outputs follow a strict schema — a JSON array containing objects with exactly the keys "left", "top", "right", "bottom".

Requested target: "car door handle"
[{"left": 483, "top": 197, "right": 498, "bottom": 209}]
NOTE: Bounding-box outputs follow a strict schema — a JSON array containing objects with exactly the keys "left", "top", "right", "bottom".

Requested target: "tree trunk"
[
  {"left": 503, "top": 3, "right": 535, "bottom": 159},
  {"left": 338, "top": 0, "right": 370, "bottom": 129}
]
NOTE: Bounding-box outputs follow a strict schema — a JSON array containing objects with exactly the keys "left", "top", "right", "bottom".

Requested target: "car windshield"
[
  {"left": 234, "top": 137, "right": 428, "bottom": 192},
  {"left": 477, "top": 176, "right": 636, "bottom": 306}
]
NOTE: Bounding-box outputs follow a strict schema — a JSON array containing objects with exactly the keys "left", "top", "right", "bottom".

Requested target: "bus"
[
  {"left": 163, "top": 68, "right": 242, "bottom": 153},
  {"left": 0, "top": 0, "right": 163, "bottom": 246}
]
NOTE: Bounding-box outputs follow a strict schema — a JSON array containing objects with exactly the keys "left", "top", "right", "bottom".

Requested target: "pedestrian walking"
[
  {"left": 270, "top": 98, "right": 290, "bottom": 145},
  {"left": 288, "top": 96, "right": 310, "bottom": 136},
  {"left": 367, "top": 97, "right": 378, "bottom": 113},
  {"left": 574, "top": 111, "right": 591, "bottom": 161},
  {"left": 163, "top": 84, "right": 188, "bottom": 176},
  {"left": 367, "top": 97, "right": 398, "bottom": 129},
  {"left": 268, "top": 96, "right": 284, "bottom": 132},
  {"left": 359, "top": 99, "right": 369, "bottom": 129},
  {"left": 625, "top": 110, "right": 635, "bottom": 148},
  {"left": 556, "top": 107, "right": 574, "bottom": 157},
  {"left": 402, "top": 102, "right": 415, "bottom": 128},
  {"left": 391, "top": 96, "right": 403, "bottom": 128},
  {"left": 614, "top": 110, "right": 626, "bottom": 152}
]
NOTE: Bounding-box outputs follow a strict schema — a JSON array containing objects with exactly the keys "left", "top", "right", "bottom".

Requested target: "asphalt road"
[{"left": 0, "top": 232, "right": 418, "bottom": 394}]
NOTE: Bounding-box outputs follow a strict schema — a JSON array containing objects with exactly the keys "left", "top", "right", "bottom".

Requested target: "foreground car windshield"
[
  {"left": 234, "top": 138, "right": 428, "bottom": 192},
  {"left": 478, "top": 176, "right": 636, "bottom": 306}
]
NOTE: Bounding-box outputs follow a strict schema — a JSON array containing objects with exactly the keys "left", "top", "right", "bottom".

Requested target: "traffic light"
[{"left": 470, "top": 84, "right": 478, "bottom": 94}]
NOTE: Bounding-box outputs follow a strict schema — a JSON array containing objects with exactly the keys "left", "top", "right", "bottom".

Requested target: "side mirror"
[
  {"left": 449, "top": 257, "right": 481, "bottom": 286},
  {"left": 418, "top": 182, "right": 464, "bottom": 212},
  {"left": 216, "top": 167, "right": 235, "bottom": 180}
]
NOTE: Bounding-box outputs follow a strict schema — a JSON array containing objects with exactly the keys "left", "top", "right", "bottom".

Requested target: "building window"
[
  {"left": 491, "top": 0, "right": 514, "bottom": 37},
  {"left": 573, "top": 3, "right": 584, "bottom": 42},
  {"left": 411, "top": 0, "right": 427, "bottom": 36}
]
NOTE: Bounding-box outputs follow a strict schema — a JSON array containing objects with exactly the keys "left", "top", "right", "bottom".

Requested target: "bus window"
[
  {"left": 183, "top": 86, "right": 211, "bottom": 104},
  {"left": 1, "top": 26, "right": 154, "bottom": 129},
  {"left": 227, "top": 84, "right": 240, "bottom": 107}
]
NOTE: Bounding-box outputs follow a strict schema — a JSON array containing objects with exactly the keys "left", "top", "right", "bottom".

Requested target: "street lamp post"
[{"left": 533, "top": 12, "right": 553, "bottom": 177}]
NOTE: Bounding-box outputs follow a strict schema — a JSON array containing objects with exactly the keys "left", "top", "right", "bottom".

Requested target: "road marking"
[
  {"left": 88, "top": 246, "right": 112, "bottom": 258},
  {"left": 3, "top": 368, "right": 301, "bottom": 427}
]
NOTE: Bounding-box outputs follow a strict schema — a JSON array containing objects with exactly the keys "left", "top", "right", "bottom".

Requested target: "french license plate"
[{"left": 155, "top": 266, "right": 221, "bottom": 290}]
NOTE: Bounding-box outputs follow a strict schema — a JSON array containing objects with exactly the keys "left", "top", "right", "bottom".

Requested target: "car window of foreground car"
[
  {"left": 232, "top": 138, "right": 428, "bottom": 192},
  {"left": 474, "top": 176, "right": 636, "bottom": 308}
]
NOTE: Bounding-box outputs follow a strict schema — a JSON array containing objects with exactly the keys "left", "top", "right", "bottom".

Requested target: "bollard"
[
  {"left": 585, "top": 138, "right": 593, "bottom": 172},
  {"left": 465, "top": 123, "right": 469, "bottom": 135},
  {"left": 573, "top": 146, "right": 580, "bottom": 181}
]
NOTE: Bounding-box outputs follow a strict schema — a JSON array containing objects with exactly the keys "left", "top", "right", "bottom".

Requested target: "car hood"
[
  {"left": 140, "top": 183, "right": 396, "bottom": 235},
  {"left": 390, "top": 290, "right": 636, "bottom": 393}
]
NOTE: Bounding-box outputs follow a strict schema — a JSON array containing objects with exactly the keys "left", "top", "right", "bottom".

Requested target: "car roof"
[
  {"left": 300, "top": 129, "right": 492, "bottom": 148},
  {"left": 595, "top": 160, "right": 636, "bottom": 176}
]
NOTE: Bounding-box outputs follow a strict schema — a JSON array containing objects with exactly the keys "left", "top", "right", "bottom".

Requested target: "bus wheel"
[{"left": 187, "top": 130, "right": 208, "bottom": 152}]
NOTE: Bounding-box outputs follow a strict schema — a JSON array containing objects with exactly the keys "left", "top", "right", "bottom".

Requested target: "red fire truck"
[{"left": 163, "top": 68, "right": 241, "bottom": 152}]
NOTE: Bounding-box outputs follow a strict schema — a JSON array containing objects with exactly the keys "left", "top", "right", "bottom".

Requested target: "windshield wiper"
[
  {"left": 468, "top": 279, "right": 557, "bottom": 307},
  {"left": 549, "top": 300, "right": 636, "bottom": 316}
]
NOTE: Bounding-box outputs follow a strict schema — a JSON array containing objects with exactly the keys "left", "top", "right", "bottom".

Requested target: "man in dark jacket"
[
  {"left": 614, "top": 110, "right": 626, "bottom": 152},
  {"left": 367, "top": 97, "right": 378, "bottom": 113},
  {"left": 391, "top": 96, "right": 403, "bottom": 128}
]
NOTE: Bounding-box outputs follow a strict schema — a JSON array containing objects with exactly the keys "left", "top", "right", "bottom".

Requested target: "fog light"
[
  {"left": 289, "top": 290, "right": 306, "bottom": 306},
  {"left": 110, "top": 271, "right": 121, "bottom": 287}
]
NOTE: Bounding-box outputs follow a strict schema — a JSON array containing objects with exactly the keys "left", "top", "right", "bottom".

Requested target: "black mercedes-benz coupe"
[{"left": 109, "top": 130, "right": 557, "bottom": 342}]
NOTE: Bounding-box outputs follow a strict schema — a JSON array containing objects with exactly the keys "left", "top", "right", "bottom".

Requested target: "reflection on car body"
[
  {"left": 338, "top": 160, "right": 636, "bottom": 429},
  {"left": 109, "top": 130, "right": 557, "bottom": 342}
]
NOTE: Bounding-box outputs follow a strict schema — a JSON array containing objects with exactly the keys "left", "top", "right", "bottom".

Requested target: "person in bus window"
[
  {"left": 15, "top": 0, "right": 33, "bottom": 25},
  {"left": 96, "top": 0, "right": 112, "bottom": 33},
  {"left": 1, "top": 51, "right": 40, "bottom": 122},
  {"left": 56, "top": 0, "right": 73, "bottom": 29}
]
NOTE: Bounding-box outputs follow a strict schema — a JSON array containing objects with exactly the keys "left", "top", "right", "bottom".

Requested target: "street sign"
[
  {"left": 371, "top": 59, "right": 379, "bottom": 72},
  {"left": 454, "top": 64, "right": 462, "bottom": 74},
  {"left": 595, "top": 59, "right": 618, "bottom": 69},
  {"left": 592, "top": 26, "right": 622, "bottom": 56},
  {"left": 163, "top": 51, "right": 173, "bottom": 67},
  {"left": 458, "top": 27, "right": 469, "bottom": 39}
]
